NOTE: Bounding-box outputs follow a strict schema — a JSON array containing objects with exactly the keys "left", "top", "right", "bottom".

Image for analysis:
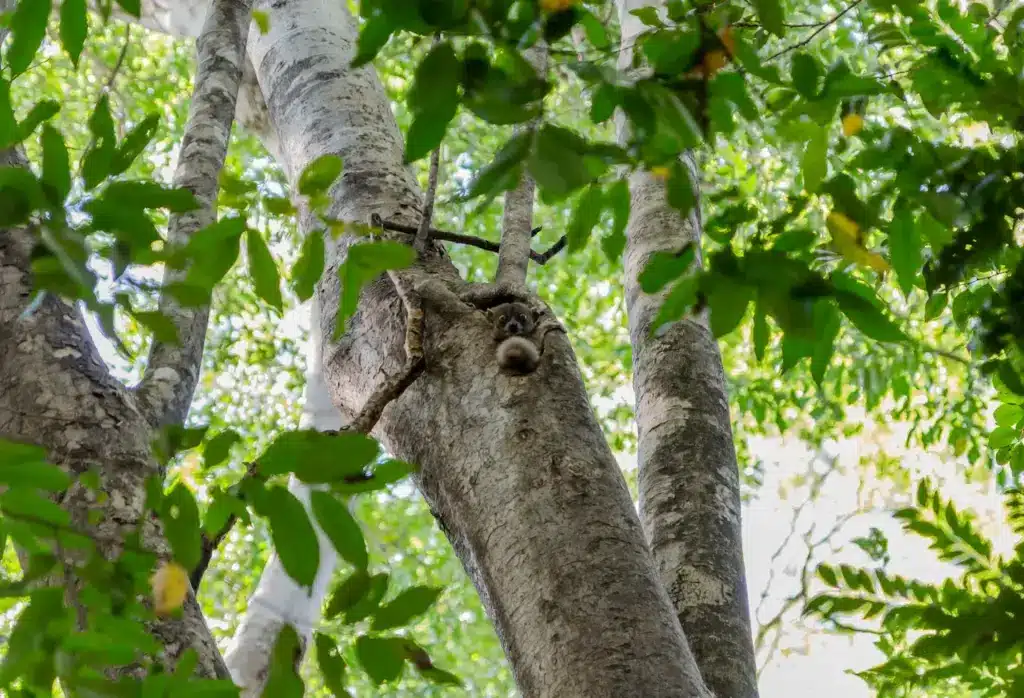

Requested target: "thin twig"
[
  {"left": 415, "top": 147, "right": 442, "bottom": 253},
  {"left": 378, "top": 219, "right": 563, "bottom": 265},
  {"left": 766, "top": 0, "right": 866, "bottom": 62}
]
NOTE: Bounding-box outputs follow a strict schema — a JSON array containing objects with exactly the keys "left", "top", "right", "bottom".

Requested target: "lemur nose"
[{"left": 508, "top": 321, "right": 522, "bottom": 333}]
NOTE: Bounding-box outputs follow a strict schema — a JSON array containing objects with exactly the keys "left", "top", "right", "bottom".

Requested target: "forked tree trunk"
[
  {"left": 240, "top": 0, "right": 711, "bottom": 695},
  {"left": 616, "top": 1, "right": 758, "bottom": 697},
  {"left": 0, "top": 147, "right": 228, "bottom": 679}
]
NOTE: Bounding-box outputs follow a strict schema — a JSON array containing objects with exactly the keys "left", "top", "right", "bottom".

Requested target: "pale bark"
[
  {"left": 136, "top": 0, "right": 251, "bottom": 428},
  {"left": 496, "top": 43, "right": 547, "bottom": 288},
  {"left": 246, "top": 0, "right": 711, "bottom": 695},
  {"left": 222, "top": 298, "right": 344, "bottom": 695},
  {"left": 0, "top": 159, "right": 228, "bottom": 679},
  {"left": 616, "top": 2, "right": 759, "bottom": 697}
]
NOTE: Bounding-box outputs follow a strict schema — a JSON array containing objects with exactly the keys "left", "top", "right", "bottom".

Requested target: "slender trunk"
[
  {"left": 223, "top": 299, "right": 344, "bottom": 694},
  {"left": 615, "top": 2, "right": 759, "bottom": 697},
  {"left": 245, "top": 0, "right": 711, "bottom": 694}
]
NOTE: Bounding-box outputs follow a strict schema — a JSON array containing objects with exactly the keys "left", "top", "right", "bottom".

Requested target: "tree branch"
[
  {"left": 496, "top": 42, "right": 548, "bottom": 288},
  {"left": 766, "top": 0, "right": 866, "bottom": 62},
  {"left": 377, "top": 219, "right": 564, "bottom": 265},
  {"left": 414, "top": 147, "right": 442, "bottom": 253},
  {"left": 134, "top": 0, "right": 252, "bottom": 429}
]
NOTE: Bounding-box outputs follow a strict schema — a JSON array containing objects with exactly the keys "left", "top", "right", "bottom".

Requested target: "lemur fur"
[{"left": 490, "top": 302, "right": 541, "bottom": 374}]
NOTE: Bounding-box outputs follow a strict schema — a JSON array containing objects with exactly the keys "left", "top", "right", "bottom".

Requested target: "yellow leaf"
[
  {"left": 650, "top": 166, "right": 670, "bottom": 180},
  {"left": 540, "top": 0, "right": 575, "bottom": 12},
  {"left": 252, "top": 10, "right": 270, "bottom": 34},
  {"left": 826, "top": 211, "right": 861, "bottom": 243},
  {"left": 703, "top": 49, "right": 729, "bottom": 77},
  {"left": 151, "top": 561, "right": 189, "bottom": 615},
  {"left": 827, "top": 212, "right": 890, "bottom": 273},
  {"left": 842, "top": 113, "right": 864, "bottom": 137},
  {"left": 719, "top": 26, "right": 736, "bottom": 55}
]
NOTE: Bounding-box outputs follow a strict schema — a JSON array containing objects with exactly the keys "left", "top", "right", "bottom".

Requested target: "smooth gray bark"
[
  {"left": 616, "top": 2, "right": 759, "bottom": 697},
  {"left": 496, "top": 44, "right": 547, "bottom": 289},
  {"left": 246, "top": 0, "right": 712, "bottom": 695}
]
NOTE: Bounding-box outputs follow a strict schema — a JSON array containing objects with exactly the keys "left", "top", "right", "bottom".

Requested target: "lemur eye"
[{"left": 499, "top": 315, "right": 507, "bottom": 323}]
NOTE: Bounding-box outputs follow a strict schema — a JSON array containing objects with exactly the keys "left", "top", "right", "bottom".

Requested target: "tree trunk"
[
  {"left": 223, "top": 298, "right": 344, "bottom": 694},
  {"left": 245, "top": 0, "right": 712, "bottom": 695},
  {"left": 616, "top": 2, "right": 759, "bottom": 697},
  {"left": 0, "top": 151, "right": 228, "bottom": 680}
]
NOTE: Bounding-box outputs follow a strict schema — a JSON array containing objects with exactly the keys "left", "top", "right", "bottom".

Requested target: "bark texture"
[
  {"left": 616, "top": 2, "right": 759, "bottom": 697},
  {"left": 0, "top": 158, "right": 228, "bottom": 680},
  {"left": 246, "top": 0, "right": 711, "bottom": 695},
  {"left": 136, "top": 0, "right": 251, "bottom": 428}
]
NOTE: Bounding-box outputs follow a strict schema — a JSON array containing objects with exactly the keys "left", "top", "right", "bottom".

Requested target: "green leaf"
[
  {"left": 638, "top": 246, "right": 696, "bottom": 294},
  {"left": 924, "top": 292, "right": 947, "bottom": 320},
  {"left": 528, "top": 125, "right": 598, "bottom": 200},
  {"left": 246, "top": 230, "right": 284, "bottom": 312},
  {"left": 315, "top": 633, "right": 351, "bottom": 698},
  {"left": 0, "top": 461, "right": 70, "bottom": 492},
  {"left": 835, "top": 291, "right": 907, "bottom": 344},
  {"left": 601, "top": 178, "right": 629, "bottom": 262},
  {"left": 59, "top": 0, "right": 88, "bottom": 68},
  {"left": 103, "top": 181, "right": 198, "bottom": 212},
  {"left": 4, "top": 151, "right": 50, "bottom": 216},
  {"left": 344, "top": 573, "right": 389, "bottom": 624},
  {"left": 257, "top": 430, "right": 379, "bottom": 483},
  {"left": 115, "top": 0, "right": 141, "bottom": 17},
  {"left": 298, "top": 154, "right": 343, "bottom": 197},
  {"left": 371, "top": 586, "right": 443, "bottom": 631},
  {"left": 292, "top": 231, "right": 326, "bottom": 303},
  {"left": 753, "top": 0, "right": 785, "bottom": 36},
  {"left": 203, "top": 430, "right": 241, "bottom": 469},
  {"left": 810, "top": 302, "right": 841, "bottom": 385},
  {"left": 708, "top": 281, "right": 754, "bottom": 338},
  {"left": 666, "top": 161, "right": 696, "bottom": 217},
  {"left": 0, "top": 439, "right": 47, "bottom": 466},
  {"left": 579, "top": 9, "right": 609, "bottom": 48},
  {"left": 355, "top": 636, "right": 405, "bottom": 684},
  {"left": 990, "top": 426, "right": 1018, "bottom": 449},
  {"left": 111, "top": 113, "right": 161, "bottom": 175},
  {"left": 888, "top": 207, "right": 921, "bottom": 296},
  {"left": 629, "top": 7, "right": 664, "bottom": 28},
  {"left": 40, "top": 125, "right": 71, "bottom": 204},
  {"left": 753, "top": 301, "right": 769, "bottom": 361},
  {"left": 325, "top": 570, "right": 372, "bottom": 620},
  {"left": 802, "top": 127, "right": 828, "bottom": 193},
  {"left": 0, "top": 80, "right": 17, "bottom": 149},
  {"left": 19, "top": 100, "right": 60, "bottom": 142},
  {"left": 7, "top": 0, "right": 51, "bottom": 76},
  {"left": 252, "top": 10, "right": 270, "bottom": 34},
  {"left": 466, "top": 131, "right": 531, "bottom": 201},
  {"left": 405, "top": 41, "right": 461, "bottom": 162},
  {"left": 262, "top": 625, "right": 304, "bottom": 698},
  {"left": 160, "top": 484, "right": 202, "bottom": 571},
  {"left": 260, "top": 485, "right": 320, "bottom": 588},
  {"left": 995, "top": 404, "right": 1024, "bottom": 427},
  {"left": 419, "top": 666, "right": 463, "bottom": 686},
  {"left": 567, "top": 185, "right": 603, "bottom": 252},
  {"left": 82, "top": 95, "right": 116, "bottom": 190},
  {"left": 0, "top": 487, "right": 71, "bottom": 527},
  {"left": 791, "top": 53, "right": 821, "bottom": 99},
  {"left": 351, "top": 14, "right": 393, "bottom": 68},
  {"left": 335, "top": 241, "right": 416, "bottom": 337},
  {"left": 817, "top": 564, "right": 839, "bottom": 587},
  {"left": 310, "top": 491, "right": 368, "bottom": 571}
]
